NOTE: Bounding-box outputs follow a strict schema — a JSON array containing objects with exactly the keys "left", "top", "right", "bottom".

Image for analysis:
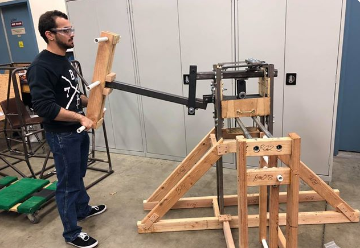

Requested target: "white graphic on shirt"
[
  {"left": 64, "top": 87, "right": 71, "bottom": 97},
  {"left": 69, "top": 69, "right": 75, "bottom": 80},
  {"left": 62, "top": 75, "right": 80, "bottom": 109},
  {"left": 76, "top": 94, "right": 81, "bottom": 108}
]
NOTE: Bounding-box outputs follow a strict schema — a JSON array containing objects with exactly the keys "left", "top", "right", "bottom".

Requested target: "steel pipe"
[{"left": 235, "top": 118, "right": 252, "bottom": 139}]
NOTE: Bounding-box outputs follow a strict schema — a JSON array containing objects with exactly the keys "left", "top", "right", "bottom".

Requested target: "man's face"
[{"left": 52, "top": 17, "right": 74, "bottom": 50}]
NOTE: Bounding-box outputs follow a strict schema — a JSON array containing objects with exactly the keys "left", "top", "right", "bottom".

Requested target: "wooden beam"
[
  {"left": 105, "top": 72, "right": 116, "bottom": 82},
  {"left": 221, "top": 97, "right": 270, "bottom": 118},
  {"left": 143, "top": 190, "right": 341, "bottom": 210},
  {"left": 279, "top": 155, "right": 359, "bottom": 222},
  {"left": 286, "top": 133, "right": 300, "bottom": 248},
  {"left": 237, "top": 136, "right": 249, "bottom": 248},
  {"left": 269, "top": 156, "right": 279, "bottom": 248},
  {"left": 259, "top": 157, "right": 267, "bottom": 242},
  {"left": 86, "top": 31, "right": 120, "bottom": 127},
  {"left": 209, "top": 134, "right": 217, "bottom": 147},
  {"left": 247, "top": 167, "right": 290, "bottom": 186},
  {"left": 223, "top": 221, "right": 236, "bottom": 248},
  {"left": 259, "top": 77, "right": 270, "bottom": 97},
  {"left": 213, "top": 198, "right": 220, "bottom": 217},
  {"left": 137, "top": 210, "right": 360, "bottom": 233},
  {"left": 147, "top": 128, "right": 214, "bottom": 202},
  {"left": 217, "top": 137, "right": 292, "bottom": 156},
  {"left": 278, "top": 227, "right": 286, "bottom": 248},
  {"left": 140, "top": 139, "right": 222, "bottom": 231},
  {"left": 246, "top": 137, "right": 292, "bottom": 156}
]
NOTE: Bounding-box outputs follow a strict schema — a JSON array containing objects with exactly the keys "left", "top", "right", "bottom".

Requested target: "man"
[{"left": 27, "top": 10, "right": 105, "bottom": 248}]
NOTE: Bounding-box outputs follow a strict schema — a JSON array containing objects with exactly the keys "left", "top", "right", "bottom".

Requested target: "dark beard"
[{"left": 56, "top": 38, "right": 74, "bottom": 50}]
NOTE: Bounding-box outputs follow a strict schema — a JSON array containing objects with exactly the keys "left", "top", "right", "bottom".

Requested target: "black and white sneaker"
[
  {"left": 78, "top": 205, "right": 107, "bottom": 221},
  {"left": 87, "top": 205, "right": 107, "bottom": 218},
  {"left": 67, "top": 232, "right": 98, "bottom": 248}
]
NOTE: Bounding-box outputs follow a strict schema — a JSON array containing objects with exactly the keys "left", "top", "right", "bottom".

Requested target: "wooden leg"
[
  {"left": 259, "top": 156, "right": 268, "bottom": 242},
  {"left": 279, "top": 154, "right": 358, "bottom": 222},
  {"left": 278, "top": 227, "right": 286, "bottom": 248},
  {"left": 237, "top": 137, "right": 248, "bottom": 248},
  {"left": 223, "top": 221, "right": 236, "bottom": 248},
  {"left": 269, "top": 156, "right": 279, "bottom": 248},
  {"left": 286, "top": 133, "right": 300, "bottom": 248},
  {"left": 140, "top": 141, "right": 221, "bottom": 231},
  {"left": 147, "top": 128, "right": 214, "bottom": 202}
]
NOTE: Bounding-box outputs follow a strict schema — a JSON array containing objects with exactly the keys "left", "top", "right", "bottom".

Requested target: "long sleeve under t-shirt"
[{"left": 27, "top": 50, "right": 83, "bottom": 132}]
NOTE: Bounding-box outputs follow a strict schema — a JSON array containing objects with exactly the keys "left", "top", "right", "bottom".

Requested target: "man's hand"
[
  {"left": 79, "top": 115, "right": 93, "bottom": 130},
  {"left": 55, "top": 108, "right": 93, "bottom": 130}
]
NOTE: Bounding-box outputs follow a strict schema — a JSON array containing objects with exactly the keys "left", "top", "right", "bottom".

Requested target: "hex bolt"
[
  {"left": 188, "top": 107, "right": 195, "bottom": 115},
  {"left": 238, "top": 91, "right": 246, "bottom": 99},
  {"left": 277, "top": 175, "right": 284, "bottom": 182}
]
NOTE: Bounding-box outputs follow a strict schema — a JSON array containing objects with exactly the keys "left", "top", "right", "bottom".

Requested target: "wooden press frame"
[
  {"left": 138, "top": 129, "right": 359, "bottom": 248},
  {"left": 136, "top": 66, "right": 359, "bottom": 248}
]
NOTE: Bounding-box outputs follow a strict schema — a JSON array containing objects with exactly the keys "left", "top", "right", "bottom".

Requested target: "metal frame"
[{"left": 0, "top": 65, "right": 53, "bottom": 179}]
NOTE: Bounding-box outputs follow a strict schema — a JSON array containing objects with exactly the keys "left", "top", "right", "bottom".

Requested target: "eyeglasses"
[{"left": 50, "top": 27, "right": 75, "bottom": 35}]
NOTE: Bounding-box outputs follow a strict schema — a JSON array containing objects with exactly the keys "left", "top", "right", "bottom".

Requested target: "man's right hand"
[
  {"left": 54, "top": 108, "right": 94, "bottom": 130},
  {"left": 79, "top": 115, "right": 93, "bottom": 130}
]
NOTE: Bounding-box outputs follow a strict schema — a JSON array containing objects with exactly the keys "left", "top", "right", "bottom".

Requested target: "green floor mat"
[
  {"left": 17, "top": 181, "right": 57, "bottom": 214},
  {"left": 0, "top": 178, "right": 49, "bottom": 211},
  {"left": 0, "top": 176, "right": 18, "bottom": 188},
  {"left": 46, "top": 181, "right": 57, "bottom": 191},
  {"left": 17, "top": 196, "right": 46, "bottom": 214}
]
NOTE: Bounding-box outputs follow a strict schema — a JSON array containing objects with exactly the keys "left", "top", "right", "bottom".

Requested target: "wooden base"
[
  {"left": 138, "top": 210, "right": 359, "bottom": 234},
  {"left": 139, "top": 192, "right": 359, "bottom": 234},
  {"left": 138, "top": 129, "right": 359, "bottom": 248}
]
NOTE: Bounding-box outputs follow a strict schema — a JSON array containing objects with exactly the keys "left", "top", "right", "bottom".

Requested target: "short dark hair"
[{"left": 38, "top": 10, "right": 68, "bottom": 43}]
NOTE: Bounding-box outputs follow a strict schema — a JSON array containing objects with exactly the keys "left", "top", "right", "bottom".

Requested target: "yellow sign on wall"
[{"left": 19, "top": 41, "right": 24, "bottom": 48}]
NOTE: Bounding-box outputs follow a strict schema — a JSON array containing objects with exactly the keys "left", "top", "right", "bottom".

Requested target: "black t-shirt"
[{"left": 27, "top": 50, "right": 83, "bottom": 132}]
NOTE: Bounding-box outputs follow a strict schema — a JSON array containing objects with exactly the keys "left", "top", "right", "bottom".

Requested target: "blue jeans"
[{"left": 46, "top": 131, "right": 92, "bottom": 242}]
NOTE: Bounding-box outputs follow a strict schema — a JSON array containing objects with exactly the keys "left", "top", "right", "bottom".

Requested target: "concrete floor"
[{"left": 0, "top": 149, "right": 359, "bottom": 248}]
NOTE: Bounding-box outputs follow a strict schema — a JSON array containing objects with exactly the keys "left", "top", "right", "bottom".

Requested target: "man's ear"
[{"left": 45, "top": 31, "right": 55, "bottom": 41}]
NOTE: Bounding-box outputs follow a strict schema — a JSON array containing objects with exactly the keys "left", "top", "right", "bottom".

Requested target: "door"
[
  {"left": 1, "top": 2, "right": 38, "bottom": 63},
  {"left": 335, "top": 0, "right": 360, "bottom": 154},
  {"left": 0, "top": 14, "right": 11, "bottom": 65}
]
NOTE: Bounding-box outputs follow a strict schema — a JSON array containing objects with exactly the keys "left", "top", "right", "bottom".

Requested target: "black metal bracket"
[
  {"left": 187, "top": 65, "right": 197, "bottom": 115},
  {"left": 236, "top": 79, "right": 246, "bottom": 99}
]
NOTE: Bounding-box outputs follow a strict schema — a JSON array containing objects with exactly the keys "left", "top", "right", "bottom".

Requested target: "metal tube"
[
  {"left": 94, "top": 37, "right": 109, "bottom": 43},
  {"left": 214, "top": 64, "right": 224, "bottom": 214},
  {"left": 222, "top": 63, "right": 268, "bottom": 70},
  {"left": 85, "top": 171, "right": 114, "bottom": 190},
  {"left": 235, "top": 118, "right": 252, "bottom": 139},
  {"left": 252, "top": 116, "right": 273, "bottom": 138},
  {"left": 268, "top": 64, "right": 275, "bottom": 133},
  {"left": 261, "top": 239, "right": 269, "bottom": 248},
  {"left": 86, "top": 81, "right": 100, "bottom": 90},
  {"left": 193, "top": 69, "right": 277, "bottom": 81},
  {"left": 102, "top": 119, "right": 113, "bottom": 172},
  {"left": 70, "top": 63, "right": 90, "bottom": 86}
]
